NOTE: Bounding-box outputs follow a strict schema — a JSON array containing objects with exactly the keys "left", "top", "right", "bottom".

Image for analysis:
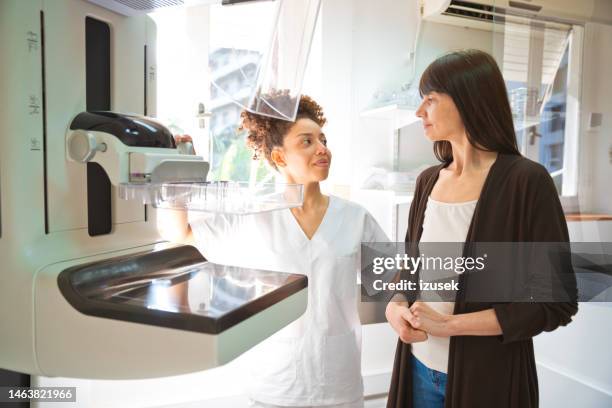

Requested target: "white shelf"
[{"left": 360, "top": 104, "right": 420, "bottom": 129}]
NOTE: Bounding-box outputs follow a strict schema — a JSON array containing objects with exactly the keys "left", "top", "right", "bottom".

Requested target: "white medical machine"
[{"left": 0, "top": 0, "right": 318, "bottom": 381}]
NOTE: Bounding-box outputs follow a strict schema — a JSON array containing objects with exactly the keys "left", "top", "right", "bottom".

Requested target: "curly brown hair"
[{"left": 239, "top": 90, "right": 327, "bottom": 170}]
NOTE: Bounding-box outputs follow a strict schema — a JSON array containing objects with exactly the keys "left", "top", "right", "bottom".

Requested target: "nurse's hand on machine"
[
  {"left": 156, "top": 134, "right": 195, "bottom": 244},
  {"left": 174, "top": 134, "right": 193, "bottom": 144},
  {"left": 174, "top": 134, "right": 195, "bottom": 155},
  {"left": 386, "top": 301, "right": 428, "bottom": 344}
]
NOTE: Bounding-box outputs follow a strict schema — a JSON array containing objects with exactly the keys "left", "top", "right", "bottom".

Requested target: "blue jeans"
[{"left": 411, "top": 354, "right": 447, "bottom": 408}]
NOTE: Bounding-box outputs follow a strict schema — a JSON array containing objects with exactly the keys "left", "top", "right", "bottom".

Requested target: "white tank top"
[{"left": 411, "top": 196, "right": 477, "bottom": 373}]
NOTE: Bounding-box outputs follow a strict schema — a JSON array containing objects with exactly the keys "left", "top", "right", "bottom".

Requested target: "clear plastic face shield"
[{"left": 210, "top": 0, "right": 321, "bottom": 122}]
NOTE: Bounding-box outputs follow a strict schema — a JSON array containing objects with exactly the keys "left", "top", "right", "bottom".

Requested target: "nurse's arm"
[
  {"left": 155, "top": 133, "right": 196, "bottom": 245},
  {"left": 156, "top": 208, "right": 195, "bottom": 245}
]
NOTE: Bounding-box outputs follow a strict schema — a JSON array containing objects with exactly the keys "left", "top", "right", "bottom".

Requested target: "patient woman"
[
  {"left": 384, "top": 50, "right": 577, "bottom": 408},
  {"left": 161, "top": 91, "right": 388, "bottom": 408}
]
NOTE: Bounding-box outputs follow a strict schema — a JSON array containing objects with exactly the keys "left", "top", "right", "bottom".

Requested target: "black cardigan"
[{"left": 386, "top": 153, "right": 578, "bottom": 408}]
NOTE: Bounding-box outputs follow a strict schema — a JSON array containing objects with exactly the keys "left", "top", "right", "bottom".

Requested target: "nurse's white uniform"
[{"left": 189, "top": 195, "right": 388, "bottom": 407}]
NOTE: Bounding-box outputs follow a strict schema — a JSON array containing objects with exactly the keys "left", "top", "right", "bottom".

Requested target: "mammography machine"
[{"left": 0, "top": 0, "right": 319, "bottom": 384}]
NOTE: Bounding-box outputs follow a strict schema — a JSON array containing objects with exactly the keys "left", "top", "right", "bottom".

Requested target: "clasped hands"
[{"left": 385, "top": 300, "right": 454, "bottom": 344}]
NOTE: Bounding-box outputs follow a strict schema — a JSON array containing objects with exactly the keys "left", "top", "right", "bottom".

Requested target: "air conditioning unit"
[
  {"left": 86, "top": 0, "right": 258, "bottom": 16},
  {"left": 422, "top": 0, "right": 612, "bottom": 30}
]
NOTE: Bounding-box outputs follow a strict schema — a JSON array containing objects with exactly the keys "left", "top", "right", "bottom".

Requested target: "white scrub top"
[{"left": 188, "top": 195, "right": 388, "bottom": 406}]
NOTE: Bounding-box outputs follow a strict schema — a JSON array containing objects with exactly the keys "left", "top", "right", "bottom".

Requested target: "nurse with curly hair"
[{"left": 165, "top": 91, "right": 389, "bottom": 408}]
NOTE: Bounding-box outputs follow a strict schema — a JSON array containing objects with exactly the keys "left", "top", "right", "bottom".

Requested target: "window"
[{"left": 500, "top": 19, "right": 582, "bottom": 197}]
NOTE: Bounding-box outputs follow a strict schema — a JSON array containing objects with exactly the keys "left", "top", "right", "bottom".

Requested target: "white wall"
[
  {"left": 533, "top": 224, "right": 612, "bottom": 408},
  {"left": 535, "top": 304, "right": 612, "bottom": 408},
  {"left": 579, "top": 23, "right": 612, "bottom": 215},
  {"left": 319, "top": 0, "right": 355, "bottom": 188}
]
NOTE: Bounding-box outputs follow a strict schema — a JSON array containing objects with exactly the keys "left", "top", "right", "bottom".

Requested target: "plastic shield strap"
[{"left": 210, "top": 0, "right": 321, "bottom": 122}]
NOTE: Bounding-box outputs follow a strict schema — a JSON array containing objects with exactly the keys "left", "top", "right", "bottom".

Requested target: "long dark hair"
[{"left": 419, "top": 49, "right": 521, "bottom": 163}]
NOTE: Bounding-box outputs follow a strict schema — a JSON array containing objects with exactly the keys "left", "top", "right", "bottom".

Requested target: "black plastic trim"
[
  {"left": 70, "top": 111, "right": 176, "bottom": 148},
  {"left": 0, "top": 368, "right": 30, "bottom": 408},
  {"left": 87, "top": 162, "right": 112, "bottom": 236},
  {"left": 85, "top": 17, "right": 112, "bottom": 236},
  {"left": 143, "top": 46, "right": 150, "bottom": 222},
  {"left": 85, "top": 17, "right": 111, "bottom": 111},
  {"left": 144, "top": 45, "right": 148, "bottom": 116},
  {"left": 41, "top": 10, "right": 49, "bottom": 234}
]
